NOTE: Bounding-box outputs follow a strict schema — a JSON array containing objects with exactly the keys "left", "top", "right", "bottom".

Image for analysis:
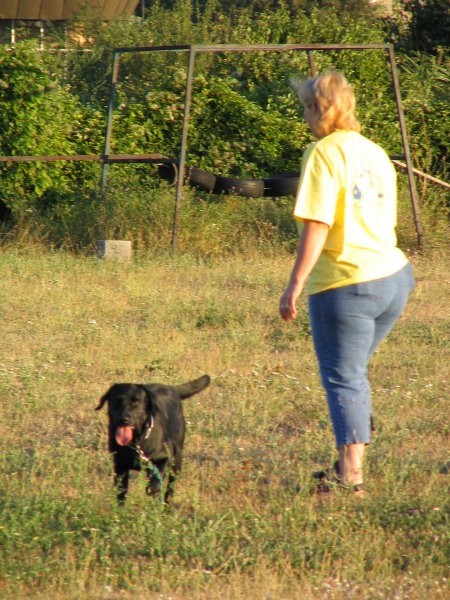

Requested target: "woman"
[{"left": 280, "top": 70, "right": 414, "bottom": 495}]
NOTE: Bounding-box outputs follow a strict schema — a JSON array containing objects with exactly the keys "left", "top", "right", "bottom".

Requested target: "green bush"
[
  {"left": 0, "top": 43, "right": 103, "bottom": 221},
  {"left": 0, "top": 1, "right": 447, "bottom": 250},
  {"left": 398, "top": 51, "right": 449, "bottom": 181},
  {"left": 386, "top": 0, "right": 450, "bottom": 54}
]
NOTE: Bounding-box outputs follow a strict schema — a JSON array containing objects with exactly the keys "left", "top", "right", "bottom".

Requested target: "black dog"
[{"left": 96, "top": 374, "right": 210, "bottom": 504}]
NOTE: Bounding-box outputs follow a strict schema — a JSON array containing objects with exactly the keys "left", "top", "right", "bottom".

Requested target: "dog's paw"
[{"left": 146, "top": 476, "right": 162, "bottom": 498}]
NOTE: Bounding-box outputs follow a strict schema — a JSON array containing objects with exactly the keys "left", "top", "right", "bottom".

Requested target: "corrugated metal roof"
[{"left": 0, "top": 0, "right": 140, "bottom": 20}]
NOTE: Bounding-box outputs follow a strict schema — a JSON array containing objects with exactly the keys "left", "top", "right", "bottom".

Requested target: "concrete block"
[{"left": 97, "top": 240, "right": 132, "bottom": 261}]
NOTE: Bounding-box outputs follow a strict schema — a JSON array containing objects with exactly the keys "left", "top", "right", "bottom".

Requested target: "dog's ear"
[
  {"left": 95, "top": 390, "right": 110, "bottom": 411},
  {"left": 139, "top": 385, "right": 156, "bottom": 410}
]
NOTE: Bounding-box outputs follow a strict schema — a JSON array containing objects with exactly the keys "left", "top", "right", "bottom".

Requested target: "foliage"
[
  {"left": 386, "top": 0, "right": 450, "bottom": 54},
  {"left": 0, "top": 43, "right": 102, "bottom": 220},
  {"left": 102, "top": 4, "right": 398, "bottom": 176},
  {"left": 0, "top": 44, "right": 71, "bottom": 212},
  {"left": 160, "top": 0, "right": 383, "bottom": 19},
  {"left": 398, "top": 50, "right": 450, "bottom": 181},
  {"left": 0, "top": 0, "right": 448, "bottom": 244}
]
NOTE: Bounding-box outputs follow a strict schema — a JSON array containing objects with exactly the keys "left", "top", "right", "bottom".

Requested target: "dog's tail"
[{"left": 175, "top": 375, "right": 211, "bottom": 399}]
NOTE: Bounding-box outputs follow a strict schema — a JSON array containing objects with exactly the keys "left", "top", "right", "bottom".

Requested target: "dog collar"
[
  {"left": 128, "top": 416, "right": 154, "bottom": 463},
  {"left": 130, "top": 415, "right": 154, "bottom": 462},
  {"left": 143, "top": 415, "right": 154, "bottom": 440}
]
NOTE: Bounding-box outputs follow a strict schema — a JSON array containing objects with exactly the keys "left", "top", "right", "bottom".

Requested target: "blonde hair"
[{"left": 293, "top": 70, "right": 361, "bottom": 138}]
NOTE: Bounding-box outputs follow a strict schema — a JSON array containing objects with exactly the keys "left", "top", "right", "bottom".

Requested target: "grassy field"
[{"left": 0, "top": 221, "right": 448, "bottom": 598}]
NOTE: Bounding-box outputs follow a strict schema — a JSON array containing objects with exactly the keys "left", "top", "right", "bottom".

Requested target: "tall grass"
[
  {"left": 8, "top": 166, "right": 448, "bottom": 259},
  {"left": 0, "top": 201, "right": 448, "bottom": 598}
]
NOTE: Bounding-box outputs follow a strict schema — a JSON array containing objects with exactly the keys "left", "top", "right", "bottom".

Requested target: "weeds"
[{"left": 0, "top": 213, "right": 448, "bottom": 598}]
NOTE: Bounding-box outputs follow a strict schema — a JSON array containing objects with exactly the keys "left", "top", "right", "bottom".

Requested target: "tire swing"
[
  {"left": 158, "top": 159, "right": 300, "bottom": 197},
  {"left": 263, "top": 174, "right": 300, "bottom": 197},
  {"left": 157, "top": 161, "right": 216, "bottom": 193},
  {"left": 213, "top": 175, "right": 265, "bottom": 198}
]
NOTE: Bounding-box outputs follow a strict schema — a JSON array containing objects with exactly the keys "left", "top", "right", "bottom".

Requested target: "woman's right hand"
[{"left": 279, "top": 283, "right": 302, "bottom": 322}]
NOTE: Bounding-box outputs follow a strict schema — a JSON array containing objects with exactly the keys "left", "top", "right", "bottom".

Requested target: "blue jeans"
[{"left": 308, "top": 263, "right": 415, "bottom": 448}]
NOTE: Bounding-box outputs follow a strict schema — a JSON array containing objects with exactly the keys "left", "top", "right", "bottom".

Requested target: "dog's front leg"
[
  {"left": 145, "top": 458, "right": 168, "bottom": 501},
  {"left": 164, "top": 470, "right": 178, "bottom": 504},
  {"left": 114, "top": 470, "right": 130, "bottom": 505}
]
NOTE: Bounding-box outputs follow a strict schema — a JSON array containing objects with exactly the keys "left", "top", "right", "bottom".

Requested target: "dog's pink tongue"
[{"left": 115, "top": 426, "right": 134, "bottom": 446}]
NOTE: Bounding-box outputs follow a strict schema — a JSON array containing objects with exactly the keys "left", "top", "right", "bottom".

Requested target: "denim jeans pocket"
[{"left": 348, "top": 279, "right": 386, "bottom": 300}]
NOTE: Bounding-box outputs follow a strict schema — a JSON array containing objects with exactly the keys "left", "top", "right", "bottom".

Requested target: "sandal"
[
  {"left": 312, "top": 460, "right": 365, "bottom": 495},
  {"left": 312, "top": 459, "right": 341, "bottom": 493}
]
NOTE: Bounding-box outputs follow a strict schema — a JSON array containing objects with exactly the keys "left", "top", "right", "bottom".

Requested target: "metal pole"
[
  {"left": 387, "top": 45, "right": 423, "bottom": 250},
  {"left": 171, "top": 46, "right": 196, "bottom": 251},
  {"left": 308, "top": 51, "right": 317, "bottom": 77},
  {"left": 101, "top": 51, "right": 121, "bottom": 197}
]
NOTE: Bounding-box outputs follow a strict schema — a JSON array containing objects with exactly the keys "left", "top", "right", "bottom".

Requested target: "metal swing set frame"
[{"left": 95, "top": 42, "right": 426, "bottom": 251}]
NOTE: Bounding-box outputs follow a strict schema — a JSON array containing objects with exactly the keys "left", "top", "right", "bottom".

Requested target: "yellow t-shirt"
[{"left": 293, "top": 130, "right": 408, "bottom": 295}]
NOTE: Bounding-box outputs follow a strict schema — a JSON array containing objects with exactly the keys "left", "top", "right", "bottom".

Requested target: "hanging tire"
[
  {"left": 157, "top": 162, "right": 178, "bottom": 184},
  {"left": 213, "top": 176, "right": 265, "bottom": 198},
  {"left": 186, "top": 166, "right": 216, "bottom": 192},
  {"left": 157, "top": 159, "right": 300, "bottom": 198},
  {"left": 263, "top": 174, "right": 300, "bottom": 197},
  {"left": 157, "top": 161, "right": 216, "bottom": 192}
]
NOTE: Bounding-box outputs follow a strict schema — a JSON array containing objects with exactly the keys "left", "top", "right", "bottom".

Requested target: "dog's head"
[
  {"left": 96, "top": 383, "right": 150, "bottom": 447},
  {"left": 96, "top": 375, "right": 210, "bottom": 448}
]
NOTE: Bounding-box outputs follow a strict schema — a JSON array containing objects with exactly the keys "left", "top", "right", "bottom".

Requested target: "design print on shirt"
[{"left": 351, "top": 163, "right": 385, "bottom": 209}]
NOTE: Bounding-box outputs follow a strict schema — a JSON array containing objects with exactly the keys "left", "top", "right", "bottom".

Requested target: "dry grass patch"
[{"left": 0, "top": 242, "right": 448, "bottom": 599}]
